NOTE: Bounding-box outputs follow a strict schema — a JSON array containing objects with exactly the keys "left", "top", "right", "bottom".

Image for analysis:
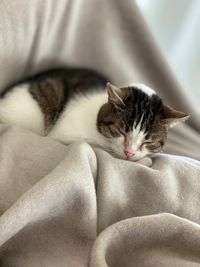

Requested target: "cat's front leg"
[{"left": 136, "top": 157, "right": 153, "bottom": 167}]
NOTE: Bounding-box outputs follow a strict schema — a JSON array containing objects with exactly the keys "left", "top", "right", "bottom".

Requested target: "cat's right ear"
[
  {"left": 106, "top": 82, "right": 125, "bottom": 107},
  {"left": 161, "top": 105, "right": 190, "bottom": 129}
]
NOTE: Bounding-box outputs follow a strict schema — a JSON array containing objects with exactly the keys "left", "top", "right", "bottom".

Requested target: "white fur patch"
[
  {"left": 49, "top": 92, "right": 108, "bottom": 145},
  {"left": 131, "top": 128, "right": 146, "bottom": 150},
  {"left": 0, "top": 84, "right": 44, "bottom": 134},
  {"left": 131, "top": 83, "right": 155, "bottom": 96}
]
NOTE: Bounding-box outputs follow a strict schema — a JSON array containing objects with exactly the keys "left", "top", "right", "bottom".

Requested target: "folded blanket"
[{"left": 0, "top": 125, "right": 200, "bottom": 266}]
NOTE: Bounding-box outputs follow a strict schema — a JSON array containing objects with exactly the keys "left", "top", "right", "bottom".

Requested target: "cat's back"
[
  {"left": 27, "top": 68, "right": 108, "bottom": 129},
  {"left": 0, "top": 68, "right": 108, "bottom": 134}
]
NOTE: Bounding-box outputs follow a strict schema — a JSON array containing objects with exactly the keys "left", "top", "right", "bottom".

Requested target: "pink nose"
[{"left": 124, "top": 150, "right": 135, "bottom": 158}]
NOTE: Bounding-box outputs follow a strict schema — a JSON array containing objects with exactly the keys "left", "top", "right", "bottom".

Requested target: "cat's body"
[
  {"left": 0, "top": 68, "right": 189, "bottom": 166},
  {"left": 0, "top": 69, "right": 107, "bottom": 134}
]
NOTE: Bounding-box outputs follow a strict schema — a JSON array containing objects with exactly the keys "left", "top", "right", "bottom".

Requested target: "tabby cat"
[{"left": 0, "top": 68, "right": 189, "bottom": 166}]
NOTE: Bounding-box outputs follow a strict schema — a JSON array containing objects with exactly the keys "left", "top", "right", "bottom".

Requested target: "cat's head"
[{"left": 97, "top": 83, "right": 189, "bottom": 161}]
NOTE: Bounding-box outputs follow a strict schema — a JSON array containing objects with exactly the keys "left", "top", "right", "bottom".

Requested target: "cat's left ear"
[
  {"left": 161, "top": 105, "right": 190, "bottom": 129},
  {"left": 106, "top": 82, "right": 125, "bottom": 107}
]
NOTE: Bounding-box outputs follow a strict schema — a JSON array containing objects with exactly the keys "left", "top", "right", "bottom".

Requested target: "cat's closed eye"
[
  {"left": 118, "top": 128, "right": 125, "bottom": 136},
  {"left": 145, "top": 141, "right": 164, "bottom": 152},
  {"left": 140, "top": 141, "right": 154, "bottom": 151},
  {"left": 102, "top": 120, "right": 114, "bottom": 126}
]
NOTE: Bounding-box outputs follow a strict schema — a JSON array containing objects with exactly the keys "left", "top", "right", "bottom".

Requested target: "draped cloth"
[{"left": 0, "top": 0, "right": 200, "bottom": 266}]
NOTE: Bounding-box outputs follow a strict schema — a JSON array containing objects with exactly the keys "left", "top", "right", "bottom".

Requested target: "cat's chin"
[
  {"left": 109, "top": 150, "right": 150, "bottom": 163},
  {"left": 113, "top": 153, "right": 153, "bottom": 167},
  {"left": 97, "top": 144, "right": 151, "bottom": 163},
  {"left": 120, "top": 152, "right": 150, "bottom": 162}
]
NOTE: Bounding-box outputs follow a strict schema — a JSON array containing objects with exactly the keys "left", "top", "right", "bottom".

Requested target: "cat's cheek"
[
  {"left": 110, "top": 136, "right": 125, "bottom": 156},
  {"left": 116, "top": 136, "right": 125, "bottom": 146},
  {"left": 133, "top": 149, "right": 149, "bottom": 161},
  {"left": 140, "top": 144, "right": 146, "bottom": 152}
]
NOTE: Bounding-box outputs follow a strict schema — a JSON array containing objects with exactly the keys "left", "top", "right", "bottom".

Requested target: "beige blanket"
[{"left": 0, "top": 0, "right": 200, "bottom": 266}]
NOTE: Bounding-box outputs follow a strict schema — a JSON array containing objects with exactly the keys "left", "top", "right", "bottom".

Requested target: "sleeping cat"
[{"left": 0, "top": 68, "right": 189, "bottom": 166}]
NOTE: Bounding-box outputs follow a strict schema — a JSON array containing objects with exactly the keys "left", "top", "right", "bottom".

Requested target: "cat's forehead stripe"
[{"left": 123, "top": 86, "right": 164, "bottom": 134}]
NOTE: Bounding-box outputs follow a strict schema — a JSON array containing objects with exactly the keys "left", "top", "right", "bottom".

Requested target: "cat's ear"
[
  {"left": 161, "top": 105, "right": 190, "bottom": 129},
  {"left": 106, "top": 82, "right": 125, "bottom": 107}
]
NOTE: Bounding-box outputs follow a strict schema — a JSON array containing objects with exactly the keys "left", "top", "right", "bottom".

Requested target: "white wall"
[{"left": 137, "top": 0, "right": 200, "bottom": 108}]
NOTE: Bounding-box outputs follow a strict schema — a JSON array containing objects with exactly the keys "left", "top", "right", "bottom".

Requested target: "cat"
[{"left": 0, "top": 68, "right": 189, "bottom": 167}]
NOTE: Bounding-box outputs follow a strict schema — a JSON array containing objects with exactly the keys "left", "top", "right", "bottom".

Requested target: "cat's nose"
[{"left": 124, "top": 150, "right": 135, "bottom": 158}]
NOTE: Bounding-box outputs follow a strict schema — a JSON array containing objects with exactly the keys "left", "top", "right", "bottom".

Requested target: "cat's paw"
[{"left": 136, "top": 157, "right": 153, "bottom": 167}]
